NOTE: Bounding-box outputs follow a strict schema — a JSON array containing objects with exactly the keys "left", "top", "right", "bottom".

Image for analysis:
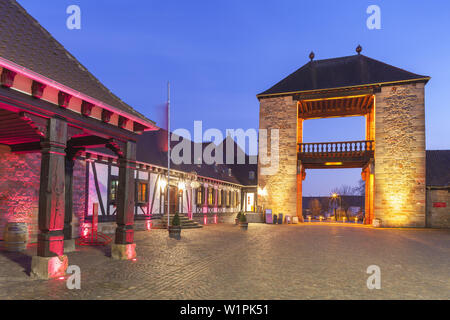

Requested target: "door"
[{"left": 164, "top": 185, "right": 179, "bottom": 214}]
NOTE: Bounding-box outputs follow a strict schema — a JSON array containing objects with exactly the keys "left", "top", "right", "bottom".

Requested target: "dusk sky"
[{"left": 17, "top": 0, "right": 450, "bottom": 196}]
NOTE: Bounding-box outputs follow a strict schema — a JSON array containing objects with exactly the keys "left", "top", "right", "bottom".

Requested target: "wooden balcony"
[{"left": 298, "top": 140, "right": 374, "bottom": 169}]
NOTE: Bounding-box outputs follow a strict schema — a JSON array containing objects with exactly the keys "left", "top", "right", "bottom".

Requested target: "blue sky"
[{"left": 17, "top": 0, "right": 450, "bottom": 195}]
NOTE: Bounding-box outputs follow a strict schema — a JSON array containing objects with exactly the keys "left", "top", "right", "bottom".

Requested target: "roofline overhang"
[
  {"left": 426, "top": 185, "right": 450, "bottom": 190},
  {"left": 256, "top": 77, "right": 431, "bottom": 99},
  {"left": 79, "top": 149, "right": 246, "bottom": 188},
  {"left": 0, "top": 57, "right": 159, "bottom": 131}
]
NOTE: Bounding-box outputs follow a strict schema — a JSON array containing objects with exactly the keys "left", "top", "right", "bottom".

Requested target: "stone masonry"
[
  {"left": 374, "top": 83, "right": 426, "bottom": 227},
  {"left": 258, "top": 96, "right": 299, "bottom": 218},
  {"left": 0, "top": 143, "right": 87, "bottom": 243},
  {"left": 426, "top": 188, "right": 449, "bottom": 228},
  {"left": 0, "top": 145, "right": 40, "bottom": 242}
]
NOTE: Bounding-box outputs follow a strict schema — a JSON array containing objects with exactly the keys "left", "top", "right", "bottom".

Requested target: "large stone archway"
[{"left": 257, "top": 52, "right": 428, "bottom": 228}]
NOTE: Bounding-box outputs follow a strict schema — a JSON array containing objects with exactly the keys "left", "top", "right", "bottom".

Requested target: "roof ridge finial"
[
  {"left": 356, "top": 44, "right": 362, "bottom": 55},
  {"left": 309, "top": 51, "right": 315, "bottom": 61}
]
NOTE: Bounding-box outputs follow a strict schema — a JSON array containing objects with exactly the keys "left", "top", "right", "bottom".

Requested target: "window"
[
  {"left": 208, "top": 187, "right": 214, "bottom": 207},
  {"left": 136, "top": 181, "right": 149, "bottom": 204},
  {"left": 196, "top": 187, "right": 204, "bottom": 205},
  {"left": 249, "top": 171, "right": 255, "bottom": 180},
  {"left": 109, "top": 178, "right": 119, "bottom": 203},
  {"left": 226, "top": 190, "right": 230, "bottom": 207},
  {"left": 217, "top": 189, "right": 222, "bottom": 207},
  {"left": 228, "top": 168, "right": 232, "bottom": 176}
]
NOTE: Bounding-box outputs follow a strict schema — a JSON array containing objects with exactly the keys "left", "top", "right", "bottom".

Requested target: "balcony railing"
[{"left": 298, "top": 140, "right": 374, "bottom": 157}]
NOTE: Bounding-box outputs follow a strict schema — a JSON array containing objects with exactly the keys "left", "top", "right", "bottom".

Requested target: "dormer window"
[
  {"left": 228, "top": 168, "right": 232, "bottom": 176},
  {"left": 249, "top": 171, "right": 255, "bottom": 180}
]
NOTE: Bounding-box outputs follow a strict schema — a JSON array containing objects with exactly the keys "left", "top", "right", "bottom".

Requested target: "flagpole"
[{"left": 167, "top": 81, "right": 171, "bottom": 229}]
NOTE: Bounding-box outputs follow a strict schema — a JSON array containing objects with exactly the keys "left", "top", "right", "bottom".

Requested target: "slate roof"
[
  {"left": 135, "top": 129, "right": 257, "bottom": 186},
  {"left": 426, "top": 150, "right": 450, "bottom": 187},
  {"left": 0, "top": 0, "right": 153, "bottom": 124},
  {"left": 258, "top": 54, "right": 429, "bottom": 97}
]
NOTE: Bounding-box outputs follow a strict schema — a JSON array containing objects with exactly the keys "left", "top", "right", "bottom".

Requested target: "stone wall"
[
  {"left": 258, "top": 96, "right": 298, "bottom": 217},
  {"left": 0, "top": 145, "right": 40, "bottom": 242},
  {"left": 426, "top": 188, "right": 449, "bottom": 228},
  {"left": 72, "top": 158, "right": 87, "bottom": 237},
  {"left": 0, "top": 145, "right": 88, "bottom": 242},
  {"left": 374, "top": 83, "right": 426, "bottom": 227}
]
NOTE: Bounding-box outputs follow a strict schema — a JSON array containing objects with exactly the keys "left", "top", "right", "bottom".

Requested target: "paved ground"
[{"left": 0, "top": 223, "right": 449, "bottom": 300}]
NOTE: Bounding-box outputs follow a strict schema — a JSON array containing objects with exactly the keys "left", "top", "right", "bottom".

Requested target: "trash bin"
[
  {"left": 285, "top": 215, "right": 291, "bottom": 224},
  {"left": 265, "top": 209, "right": 273, "bottom": 224},
  {"left": 272, "top": 214, "right": 277, "bottom": 224},
  {"left": 278, "top": 213, "right": 283, "bottom": 224}
]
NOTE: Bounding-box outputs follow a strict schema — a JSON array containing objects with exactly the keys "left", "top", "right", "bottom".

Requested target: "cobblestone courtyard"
[{"left": 0, "top": 223, "right": 449, "bottom": 300}]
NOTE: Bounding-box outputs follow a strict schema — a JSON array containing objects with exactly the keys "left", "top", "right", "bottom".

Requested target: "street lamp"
[{"left": 330, "top": 192, "right": 342, "bottom": 222}]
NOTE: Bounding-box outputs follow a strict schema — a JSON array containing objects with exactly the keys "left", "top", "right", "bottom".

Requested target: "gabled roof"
[
  {"left": 135, "top": 129, "right": 257, "bottom": 186},
  {"left": 258, "top": 54, "right": 430, "bottom": 97},
  {"left": 0, "top": 0, "right": 154, "bottom": 125},
  {"left": 426, "top": 150, "right": 450, "bottom": 187}
]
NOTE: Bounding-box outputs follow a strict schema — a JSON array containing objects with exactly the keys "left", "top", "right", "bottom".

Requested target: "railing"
[{"left": 298, "top": 140, "right": 374, "bottom": 157}]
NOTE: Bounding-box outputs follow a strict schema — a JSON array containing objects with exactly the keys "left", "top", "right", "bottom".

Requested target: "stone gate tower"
[{"left": 257, "top": 48, "right": 429, "bottom": 227}]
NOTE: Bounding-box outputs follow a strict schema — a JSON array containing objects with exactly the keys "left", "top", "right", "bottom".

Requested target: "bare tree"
[
  {"left": 353, "top": 179, "right": 365, "bottom": 196},
  {"left": 331, "top": 185, "right": 357, "bottom": 220},
  {"left": 309, "top": 198, "right": 322, "bottom": 219}
]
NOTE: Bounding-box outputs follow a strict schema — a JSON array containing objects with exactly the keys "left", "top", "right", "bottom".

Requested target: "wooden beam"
[
  {"left": 58, "top": 91, "right": 72, "bottom": 108},
  {"left": 1, "top": 68, "right": 16, "bottom": 87},
  {"left": 10, "top": 141, "right": 41, "bottom": 153},
  {"left": 31, "top": 81, "right": 46, "bottom": 99},
  {"left": 293, "top": 87, "right": 377, "bottom": 100},
  {"left": 118, "top": 116, "right": 129, "bottom": 129},
  {"left": 101, "top": 109, "right": 113, "bottom": 123},
  {"left": 67, "top": 135, "right": 112, "bottom": 148},
  {"left": 81, "top": 100, "right": 94, "bottom": 117}
]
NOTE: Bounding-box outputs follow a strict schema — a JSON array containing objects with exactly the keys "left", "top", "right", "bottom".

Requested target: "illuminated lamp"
[
  {"left": 308, "top": 216, "right": 311, "bottom": 223},
  {"left": 146, "top": 220, "right": 152, "bottom": 230},
  {"left": 325, "top": 162, "right": 343, "bottom": 166},
  {"left": 203, "top": 215, "right": 207, "bottom": 225},
  {"left": 178, "top": 181, "right": 186, "bottom": 190},
  {"left": 257, "top": 187, "right": 268, "bottom": 197},
  {"left": 319, "top": 216, "right": 323, "bottom": 222},
  {"left": 158, "top": 178, "right": 167, "bottom": 190},
  {"left": 214, "top": 214, "right": 218, "bottom": 224}
]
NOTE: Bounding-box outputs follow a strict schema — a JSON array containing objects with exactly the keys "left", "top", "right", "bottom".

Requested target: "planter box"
[
  {"left": 168, "top": 226, "right": 181, "bottom": 240},
  {"left": 239, "top": 222, "right": 248, "bottom": 230}
]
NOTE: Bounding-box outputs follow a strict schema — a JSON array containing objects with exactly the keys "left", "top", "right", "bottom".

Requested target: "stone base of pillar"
[
  {"left": 111, "top": 243, "right": 136, "bottom": 260},
  {"left": 31, "top": 255, "right": 68, "bottom": 279},
  {"left": 64, "top": 239, "right": 76, "bottom": 252}
]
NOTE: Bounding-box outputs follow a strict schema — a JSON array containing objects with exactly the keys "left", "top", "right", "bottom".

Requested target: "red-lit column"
[
  {"left": 112, "top": 141, "right": 137, "bottom": 260},
  {"left": 31, "top": 117, "right": 68, "bottom": 279}
]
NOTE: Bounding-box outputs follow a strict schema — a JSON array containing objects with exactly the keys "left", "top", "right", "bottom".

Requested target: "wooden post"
[
  {"left": 31, "top": 117, "right": 69, "bottom": 279},
  {"left": 63, "top": 156, "right": 75, "bottom": 251},
  {"left": 112, "top": 141, "right": 137, "bottom": 260},
  {"left": 37, "top": 117, "right": 67, "bottom": 257}
]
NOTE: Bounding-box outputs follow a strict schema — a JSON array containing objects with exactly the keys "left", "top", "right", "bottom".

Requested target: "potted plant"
[
  {"left": 239, "top": 212, "right": 248, "bottom": 230},
  {"left": 168, "top": 212, "right": 181, "bottom": 240},
  {"left": 235, "top": 212, "right": 241, "bottom": 225}
]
